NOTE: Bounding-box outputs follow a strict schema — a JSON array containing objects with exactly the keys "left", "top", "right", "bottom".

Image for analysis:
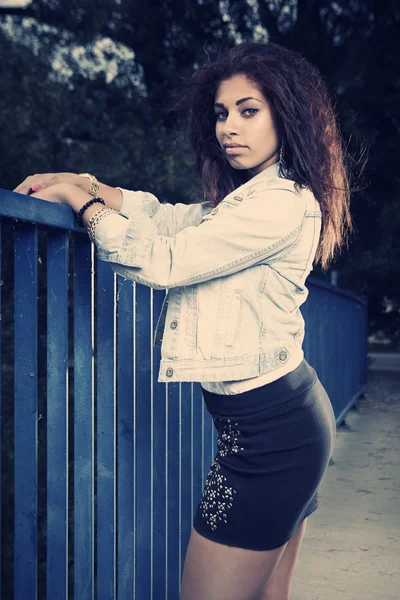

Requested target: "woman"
[{"left": 15, "top": 42, "right": 352, "bottom": 600}]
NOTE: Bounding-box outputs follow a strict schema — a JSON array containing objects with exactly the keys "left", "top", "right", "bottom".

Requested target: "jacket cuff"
[
  {"left": 116, "top": 212, "right": 157, "bottom": 267},
  {"left": 94, "top": 212, "right": 130, "bottom": 262},
  {"left": 94, "top": 210, "right": 157, "bottom": 269}
]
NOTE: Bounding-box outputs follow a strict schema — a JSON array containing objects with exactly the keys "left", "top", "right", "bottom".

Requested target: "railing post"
[
  {"left": 46, "top": 230, "right": 69, "bottom": 600},
  {"left": 73, "top": 236, "right": 95, "bottom": 600},
  {"left": 13, "top": 222, "right": 39, "bottom": 600}
]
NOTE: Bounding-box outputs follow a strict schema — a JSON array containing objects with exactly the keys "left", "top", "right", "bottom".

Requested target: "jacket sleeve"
[
  {"left": 94, "top": 183, "right": 306, "bottom": 290},
  {"left": 116, "top": 187, "right": 214, "bottom": 236}
]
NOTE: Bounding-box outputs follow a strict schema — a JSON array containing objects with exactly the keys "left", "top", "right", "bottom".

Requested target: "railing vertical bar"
[
  {"left": 116, "top": 276, "right": 135, "bottom": 600},
  {"left": 152, "top": 290, "right": 167, "bottom": 600},
  {"left": 203, "top": 400, "right": 214, "bottom": 500},
  {"left": 96, "top": 258, "right": 116, "bottom": 600},
  {"left": 14, "top": 222, "right": 38, "bottom": 600},
  {"left": 73, "top": 235, "right": 94, "bottom": 600},
  {"left": 166, "top": 381, "right": 180, "bottom": 600},
  {"left": 0, "top": 220, "right": 2, "bottom": 598},
  {"left": 201, "top": 403, "right": 204, "bottom": 490},
  {"left": 191, "top": 389, "right": 194, "bottom": 527},
  {"left": 46, "top": 230, "right": 69, "bottom": 600},
  {"left": 178, "top": 387, "right": 182, "bottom": 586},
  {"left": 180, "top": 382, "right": 192, "bottom": 575},
  {"left": 192, "top": 385, "right": 203, "bottom": 529},
  {"left": 134, "top": 284, "right": 153, "bottom": 600},
  {"left": 165, "top": 384, "right": 169, "bottom": 600}
]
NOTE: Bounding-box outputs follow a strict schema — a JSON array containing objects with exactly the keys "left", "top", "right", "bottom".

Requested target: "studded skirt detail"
[
  {"left": 193, "top": 358, "right": 337, "bottom": 551},
  {"left": 198, "top": 418, "right": 245, "bottom": 531}
]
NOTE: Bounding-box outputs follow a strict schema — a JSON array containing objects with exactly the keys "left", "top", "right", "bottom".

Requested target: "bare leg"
[
  {"left": 180, "top": 528, "right": 290, "bottom": 600},
  {"left": 259, "top": 517, "right": 308, "bottom": 600}
]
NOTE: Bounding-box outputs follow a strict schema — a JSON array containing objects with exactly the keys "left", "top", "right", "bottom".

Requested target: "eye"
[
  {"left": 242, "top": 108, "right": 258, "bottom": 117},
  {"left": 215, "top": 111, "right": 228, "bottom": 121}
]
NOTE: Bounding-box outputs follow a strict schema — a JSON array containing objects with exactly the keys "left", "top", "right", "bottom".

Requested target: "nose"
[{"left": 222, "top": 112, "right": 240, "bottom": 136}]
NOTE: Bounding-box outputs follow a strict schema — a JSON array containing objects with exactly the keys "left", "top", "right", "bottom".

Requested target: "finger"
[
  {"left": 14, "top": 185, "right": 33, "bottom": 195},
  {"left": 13, "top": 176, "right": 32, "bottom": 194},
  {"left": 27, "top": 174, "right": 58, "bottom": 194},
  {"left": 13, "top": 175, "right": 39, "bottom": 195},
  {"left": 14, "top": 175, "right": 50, "bottom": 196}
]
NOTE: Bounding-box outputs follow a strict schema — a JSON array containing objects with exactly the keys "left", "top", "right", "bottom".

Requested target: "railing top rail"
[{"left": 0, "top": 188, "right": 85, "bottom": 233}]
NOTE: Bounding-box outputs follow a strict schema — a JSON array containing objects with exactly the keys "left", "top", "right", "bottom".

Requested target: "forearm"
[{"left": 62, "top": 184, "right": 115, "bottom": 228}]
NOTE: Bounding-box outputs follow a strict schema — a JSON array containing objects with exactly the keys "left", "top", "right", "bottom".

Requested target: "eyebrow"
[{"left": 214, "top": 96, "right": 263, "bottom": 108}]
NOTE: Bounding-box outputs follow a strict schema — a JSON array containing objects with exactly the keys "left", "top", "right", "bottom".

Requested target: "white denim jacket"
[{"left": 94, "top": 161, "right": 322, "bottom": 391}]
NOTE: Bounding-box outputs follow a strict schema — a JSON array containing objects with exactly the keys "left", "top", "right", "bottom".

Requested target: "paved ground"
[{"left": 292, "top": 365, "right": 400, "bottom": 600}]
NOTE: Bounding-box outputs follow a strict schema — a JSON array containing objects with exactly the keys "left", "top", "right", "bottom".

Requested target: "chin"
[{"left": 227, "top": 159, "right": 249, "bottom": 171}]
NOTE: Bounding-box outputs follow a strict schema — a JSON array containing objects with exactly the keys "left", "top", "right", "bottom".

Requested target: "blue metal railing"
[{"left": 0, "top": 188, "right": 368, "bottom": 599}]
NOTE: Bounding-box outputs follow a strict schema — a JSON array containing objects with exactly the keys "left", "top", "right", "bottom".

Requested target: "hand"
[
  {"left": 13, "top": 172, "right": 86, "bottom": 195},
  {"left": 29, "top": 183, "right": 75, "bottom": 205}
]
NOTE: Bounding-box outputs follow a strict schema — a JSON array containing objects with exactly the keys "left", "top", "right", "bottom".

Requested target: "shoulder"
[
  {"left": 242, "top": 176, "right": 304, "bottom": 218},
  {"left": 244, "top": 176, "right": 321, "bottom": 218},
  {"left": 245, "top": 175, "right": 297, "bottom": 196}
]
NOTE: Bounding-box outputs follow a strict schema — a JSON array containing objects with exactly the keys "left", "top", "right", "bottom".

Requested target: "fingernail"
[{"left": 31, "top": 184, "right": 41, "bottom": 191}]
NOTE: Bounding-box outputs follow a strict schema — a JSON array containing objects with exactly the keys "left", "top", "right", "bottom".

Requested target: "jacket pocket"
[{"left": 225, "top": 290, "right": 243, "bottom": 347}]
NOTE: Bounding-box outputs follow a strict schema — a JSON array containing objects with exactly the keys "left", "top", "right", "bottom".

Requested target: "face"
[{"left": 214, "top": 73, "right": 281, "bottom": 176}]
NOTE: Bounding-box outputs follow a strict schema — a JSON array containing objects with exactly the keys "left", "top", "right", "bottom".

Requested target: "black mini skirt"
[{"left": 193, "top": 358, "right": 336, "bottom": 551}]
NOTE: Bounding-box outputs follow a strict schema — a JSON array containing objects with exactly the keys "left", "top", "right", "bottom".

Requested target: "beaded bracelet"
[
  {"left": 87, "top": 207, "right": 118, "bottom": 243},
  {"left": 75, "top": 197, "right": 105, "bottom": 227}
]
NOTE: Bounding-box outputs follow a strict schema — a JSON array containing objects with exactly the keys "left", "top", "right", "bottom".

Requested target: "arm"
[
  {"left": 92, "top": 182, "right": 306, "bottom": 290},
  {"left": 13, "top": 172, "right": 124, "bottom": 211},
  {"left": 14, "top": 172, "right": 214, "bottom": 236},
  {"left": 116, "top": 188, "right": 214, "bottom": 236}
]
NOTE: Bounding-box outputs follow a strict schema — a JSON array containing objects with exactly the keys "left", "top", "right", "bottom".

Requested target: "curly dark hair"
[{"left": 173, "top": 41, "right": 367, "bottom": 272}]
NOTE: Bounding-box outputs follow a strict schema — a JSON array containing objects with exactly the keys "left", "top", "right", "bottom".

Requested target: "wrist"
[
  {"left": 60, "top": 185, "right": 114, "bottom": 230},
  {"left": 80, "top": 202, "right": 106, "bottom": 228},
  {"left": 60, "top": 183, "right": 87, "bottom": 206}
]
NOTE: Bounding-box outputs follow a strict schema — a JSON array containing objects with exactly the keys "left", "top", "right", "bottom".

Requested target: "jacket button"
[
  {"left": 166, "top": 367, "right": 174, "bottom": 377},
  {"left": 211, "top": 208, "right": 218, "bottom": 215},
  {"left": 278, "top": 350, "right": 288, "bottom": 362},
  {"left": 170, "top": 319, "right": 178, "bottom": 329}
]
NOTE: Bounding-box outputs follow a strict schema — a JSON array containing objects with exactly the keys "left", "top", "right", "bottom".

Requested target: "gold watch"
[{"left": 79, "top": 173, "right": 100, "bottom": 197}]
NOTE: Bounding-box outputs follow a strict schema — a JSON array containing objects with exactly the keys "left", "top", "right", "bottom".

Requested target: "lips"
[{"left": 223, "top": 144, "right": 246, "bottom": 155}]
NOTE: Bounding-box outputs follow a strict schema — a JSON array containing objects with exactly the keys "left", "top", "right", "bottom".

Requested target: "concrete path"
[{"left": 292, "top": 367, "right": 400, "bottom": 600}]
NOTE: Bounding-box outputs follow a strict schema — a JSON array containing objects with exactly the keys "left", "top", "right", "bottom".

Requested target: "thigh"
[
  {"left": 259, "top": 517, "right": 308, "bottom": 600},
  {"left": 180, "top": 528, "right": 288, "bottom": 600}
]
